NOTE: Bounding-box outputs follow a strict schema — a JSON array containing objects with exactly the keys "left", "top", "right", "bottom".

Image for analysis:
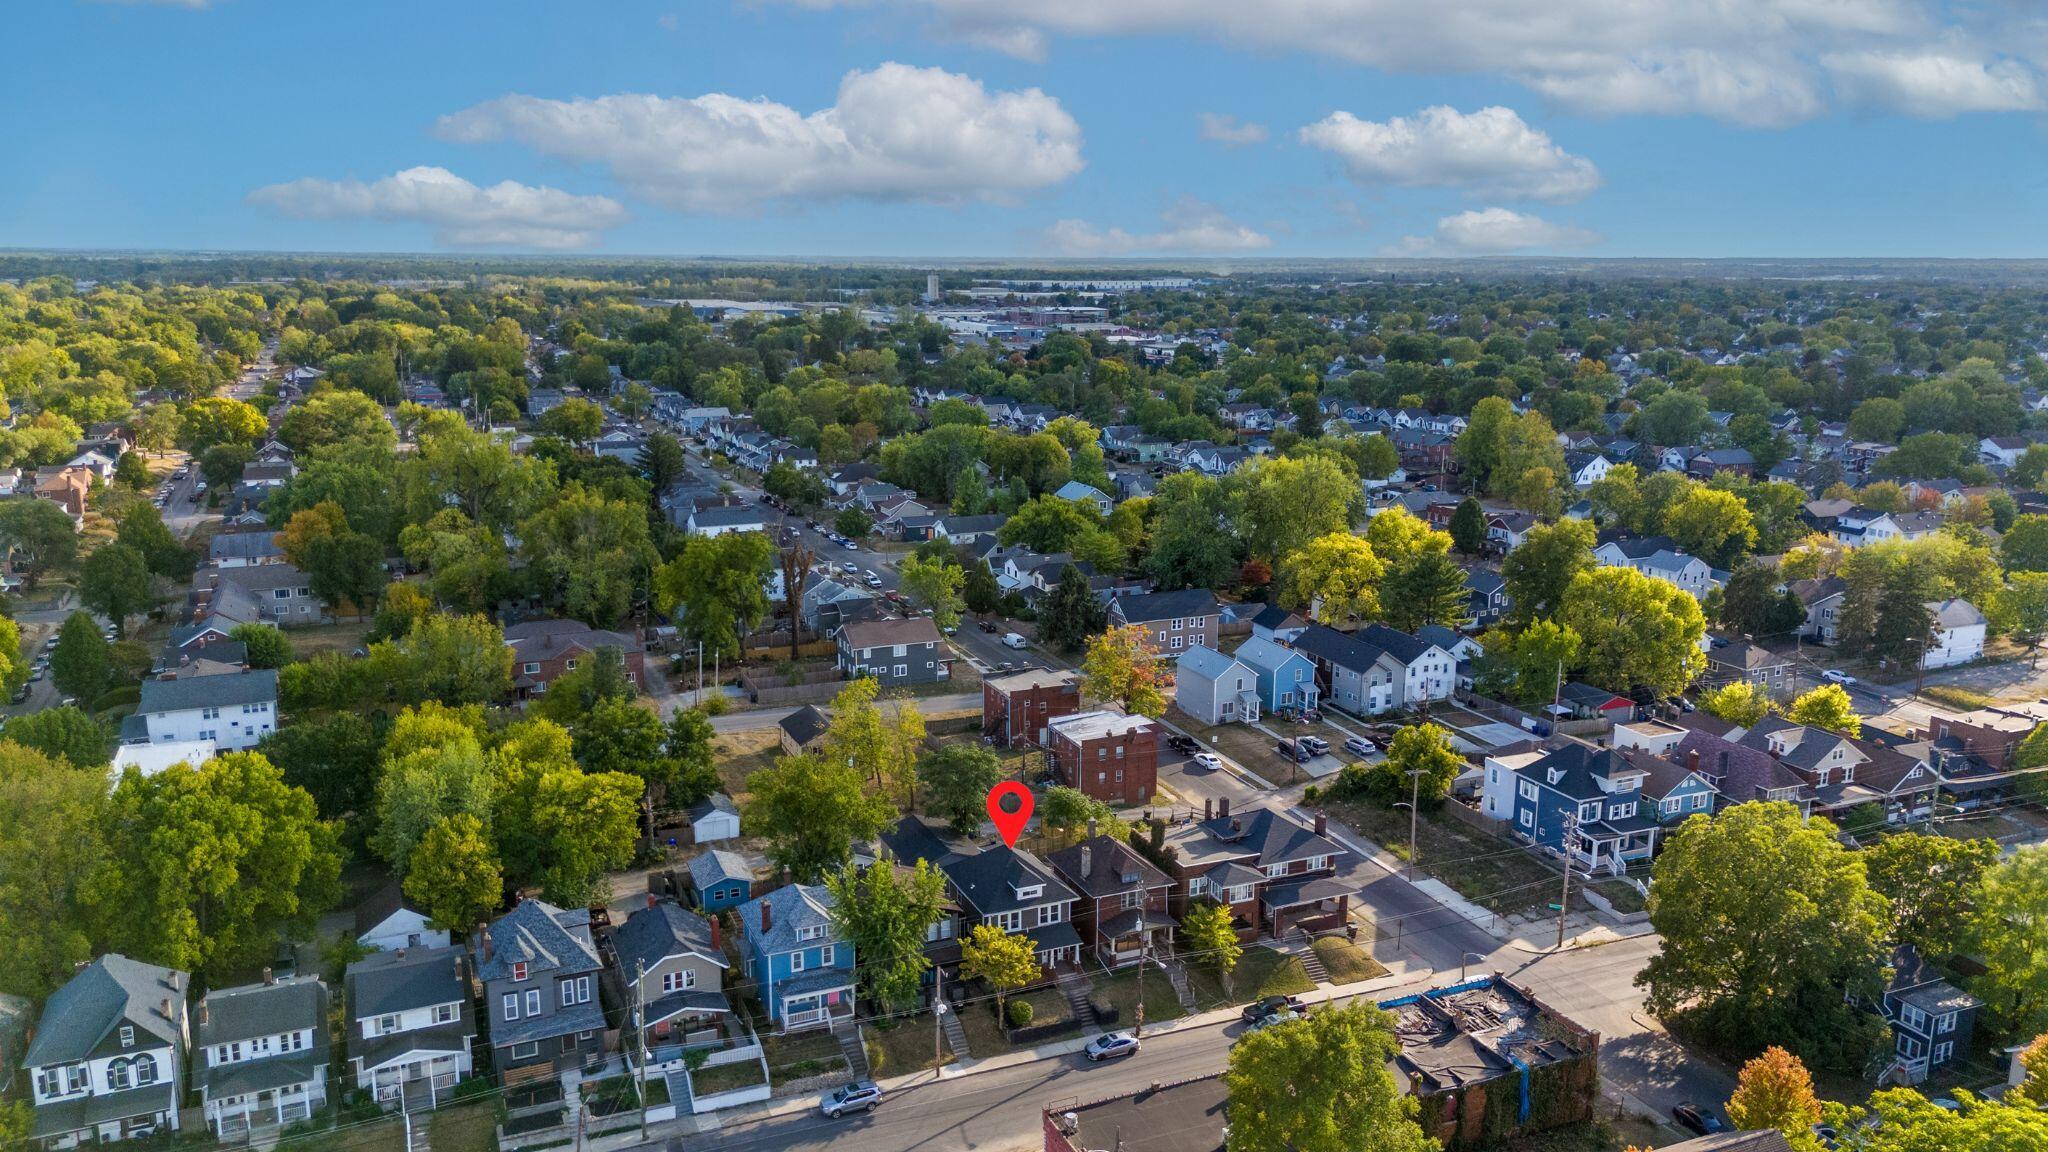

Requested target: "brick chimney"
[
  {"left": 1080, "top": 844, "right": 1092, "bottom": 879},
  {"left": 196, "top": 1001, "right": 208, "bottom": 1026},
  {"left": 1313, "top": 812, "right": 1327, "bottom": 837},
  {"left": 710, "top": 916, "right": 721, "bottom": 951},
  {"left": 1686, "top": 749, "right": 1699, "bottom": 773},
  {"left": 477, "top": 923, "right": 492, "bottom": 962},
  {"left": 647, "top": 892, "right": 658, "bottom": 910},
  {"left": 1218, "top": 797, "right": 1230, "bottom": 818},
  {"left": 1204, "top": 797, "right": 1213, "bottom": 821},
  {"left": 760, "top": 899, "right": 773, "bottom": 935}
]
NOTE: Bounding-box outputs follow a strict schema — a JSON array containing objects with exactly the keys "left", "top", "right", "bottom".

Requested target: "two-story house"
[
  {"left": 940, "top": 846, "right": 1083, "bottom": 970},
  {"left": 503, "top": 619, "right": 645, "bottom": 700},
  {"left": 1160, "top": 801, "right": 1349, "bottom": 941},
  {"left": 736, "top": 884, "right": 856, "bottom": 1032},
  {"left": 1106, "top": 589, "right": 1221, "bottom": 655},
  {"left": 983, "top": 667, "right": 1082, "bottom": 748},
  {"left": 1046, "top": 836, "right": 1175, "bottom": 970},
  {"left": 1174, "top": 645, "right": 1261, "bottom": 725},
  {"left": 1790, "top": 576, "right": 1847, "bottom": 646},
  {"left": 686, "top": 847, "right": 758, "bottom": 914},
  {"left": 1922, "top": 599, "right": 1986, "bottom": 668},
  {"left": 130, "top": 668, "right": 277, "bottom": 752},
  {"left": 201, "top": 563, "right": 327, "bottom": 628},
  {"left": 1735, "top": 717, "right": 1939, "bottom": 826},
  {"left": 23, "top": 955, "right": 189, "bottom": 1148},
  {"left": 836, "top": 616, "right": 947, "bottom": 687},
  {"left": 611, "top": 897, "right": 732, "bottom": 1069},
  {"left": 1490, "top": 742, "right": 1663, "bottom": 877},
  {"left": 195, "top": 974, "right": 329, "bottom": 1140},
  {"left": 344, "top": 946, "right": 474, "bottom": 1110},
  {"left": 1354, "top": 624, "right": 1457, "bottom": 709},
  {"left": 1232, "top": 636, "right": 1322, "bottom": 715},
  {"left": 1593, "top": 534, "right": 1723, "bottom": 599},
  {"left": 1044, "top": 709, "right": 1159, "bottom": 806},
  {"left": 1869, "top": 945, "right": 1981, "bottom": 1085},
  {"left": 476, "top": 900, "right": 608, "bottom": 1079},
  {"left": 1291, "top": 624, "right": 1408, "bottom": 716}
]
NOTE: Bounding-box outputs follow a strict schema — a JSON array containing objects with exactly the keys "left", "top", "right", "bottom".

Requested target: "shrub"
[
  {"left": 1005, "top": 999, "right": 1034, "bottom": 1028},
  {"left": 1088, "top": 995, "right": 1119, "bottom": 1025},
  {"left": 1302, "top": 784, "right": 1320, "bottom": 803},
  {"left": 700, "top": 692, "right": 730, "bottom": 717},
  {"left": 91, "top": 685, "right": 141, "bottom": 712}
]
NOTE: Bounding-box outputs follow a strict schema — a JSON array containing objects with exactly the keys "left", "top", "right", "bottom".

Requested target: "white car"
[
  {"left": 1084, "top": 1032, "right": 1140, "bottom": 1062},
  {"left": 1821, "top": 669, "right": 1856, "bottom": 685},
  {"left": 1191, "top": 752, "right": 1223, "bottom": 770}
]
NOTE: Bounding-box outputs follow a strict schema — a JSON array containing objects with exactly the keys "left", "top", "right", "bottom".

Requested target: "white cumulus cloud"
[
  {"left": 1198, "top": 113, "right": 1269, "bottom": 146},
  {"left": 248, "top": 166, "right": 628, "bottom": 250},
  {"left": 1039, "top": 199, "right": 1272, "bottom": 255},
  {"left": 1388, "top": 207, "right": 1600, "bottom": 256},
  {"left": 1299, "top": 105, "right": 1599, "bottom": 203},
  {"left": 774, "top": 0, "right": 2045, "bottom": 126},
  {"left": 434, "top": 63, "right": 1084, "bottom": 214},
  {"left": 1822, "top": 47, "right": 2044, "bottom": 116}
]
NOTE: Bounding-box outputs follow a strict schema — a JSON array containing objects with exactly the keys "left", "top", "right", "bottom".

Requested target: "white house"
[
  {"left": 1594, "top": 536, "right": 1724, "bottom": 599},
  {"left": 1980, "top": 436, "right": 2028, "bottom": 467},
  {"left": 24, "top": 955, "right": 190, "bottom": 1148},
  {"left": 1354, "top": 623, "right": 1458, "bottom": 708},
  {"left": 343, "top": 947, "right": 475, "bottom": 1110},
  {"left": 1923, "top": 599, "right": 1986, "bottom": 669},
  {"left": 130, "top": 670, "right": 277, "bottom": 751},
  {"left": 685, "top": 505, "right": 771, "bottom": 537},
  {"left": 195, "top": 976, "right": 329, "bottom": 1140},
  {"left": 1563, "top": 451, "right": 1612, "bottom": 488},
  {"left": 110, "top": 739, "right": 217, "bottom": 779},
  {"left": 354, "top": 884, "right": 451, "bottom": 953},
  {"left": 687, "top": 794, "right": 742, "bottom": 844},
  {"left": 1478, "top": 746, "right": 1551, "bottom": 822}
]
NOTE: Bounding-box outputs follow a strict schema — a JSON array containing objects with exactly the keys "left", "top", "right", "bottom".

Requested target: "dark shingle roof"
[
  {"left": 24, "top": 955, "right": 187, "bottom": 1067},
  {"left": 941, "top": 846, "right": 1078, "bottom": 917},
  {"left": 1192, "top": 806, "right": 1342, "bottom": 867},
  {"left": 345, "top": 946, "right": 467, "bottom": 1020},
  {"left": 1109, "top": 588, "right": 1219, "bottom": 624},
  {"left": 137, "top": 668, "right": 277, "bottom": 713},
  {"left": 196, "top": 977, "right": 327, "bottom": 1047},
  {"left": 475, "top": 899, "right": 601, "bottom": 983},
  {"left": 1046, "top": 836, "right": 1171, "bottom": 898},
  {"left": 778, "top": 705, "right": 830, "bottom": 747},
  {"left": 611, "top": 900, "right": 727, "bottom": 979}
]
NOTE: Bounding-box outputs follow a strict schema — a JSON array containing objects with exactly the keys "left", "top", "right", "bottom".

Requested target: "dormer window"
[
  {"left": 797, "top": 925, "right": 824, "bottom": 942},
  {"left": 119, "top": 1025, "right": 134, "bottom": 1048},
  {"left": 1013, "top": 883, "right": 1044, "bottom": 900}
]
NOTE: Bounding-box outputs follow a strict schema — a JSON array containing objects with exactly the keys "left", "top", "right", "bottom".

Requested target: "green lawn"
[
  {"left": 957, "top": 985, "right": 1078, "bottom": 1054},
  {"left": 1310, "top": 937, "right": 1388, "bottom": 984},
  {"left": 865, "top": 1017, "right": 950, "bottom": 1076},
  {"left": 1184, "top": 945, "right": 1314, "bottom": 1010},
  {"left": 1320, "top": 798, "right": 1578, "bottom": 917},
  {"left": 1588, "top": 878, "right": 1647, "bottom": 914},
  {"left": 1093, "top": 966, "right": 1186, "bottom": 1029},
  {"left": 761, "top": 1028, "right": 848, "bottom": 1086},
  {"left": 427, "top": 1102, "right": 500, "bottom": 1152},
  {"left": 691, "top": 1058, "right": 768, "bottom": 1097},
  {"left": 283, "top": 1118, "right": 406, "bottom": 1152}
]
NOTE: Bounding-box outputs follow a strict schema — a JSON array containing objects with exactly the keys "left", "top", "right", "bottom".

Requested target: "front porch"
[
  {"left": 364, "top": 1053, "right": 465, "bottom": 1111},
  {"left": 774, "top": 970, "right": 856, "bottom": 1033},
  {"left": 207, "top": 1081, "right": 322, "bottom": 1140},
  {"left": 1095, "top": 909, "right": 1176, "bottom": 970},
  {"left": 1570, "top": 824, "right": 1657, "bottom": 878},
  {"left": 1260, "top": 876, "right": 1352, "bottom": 939}
]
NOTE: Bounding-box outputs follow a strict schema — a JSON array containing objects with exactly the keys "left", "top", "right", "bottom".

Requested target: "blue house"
[
  {"left": 1869, "top": 945, "right": 1981, "bottom": 1085},
  {"left": 735, "top": 884, "right": 856, "bottom": 1032},
  {"left": 1496, "top": 743, "right": 1662, "bottom": 877},
  {"left": 687, "top": 848, "right": 755, "bottom": 915},
  {"left": 1233, "top": 636, "right": 1321, "bottom": 713}
]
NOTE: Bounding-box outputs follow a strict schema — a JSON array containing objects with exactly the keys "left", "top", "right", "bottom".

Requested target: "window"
[
  {"left": 797, "top": 925, "right": 824, "bottom": 942},
  {"left": 1039, "top": 903, "right": 1064, "bottom": 925},
  {"left": 1691, "top": 793, "right": 1711, "bottom": 810},
  {"left": 1578, "top": 802, "right": 1600, "bottom": 823},
  {"left": 1936, "top": 1012, "right": 1957, "bottom": 1034},
  {"left": 925, "top": 918, "right": 954, "bottom": 942},
  {"left": 1519, "top": 810, "right": 1534, "bottom": 829},
  {"left": 1171, "top": 618, "right": 1184, "bottom": 630},
  {"left": 273, "top": 588, "right": 291, "bottom": 600},
  {"left": 65, "top": 1064, "right": 88, "bottom": 1093},
  {"left": 820, "top": 944, "right": 836, "bottom": 966},
  {"left": 523, "top": 662, "right": 540, "bottom": 675},
  {"left": 663, "top": 970, "right": 698, "bottom": 993},
  {"left": 894, "top": 665, "right": 907, "bottom": 678},
  {"left": 1608, "top": 802, "right": 1636, "bottom": 820},
  {"left": 525, "top": 989, "right": 541, "bottom": 1017},
  {"left": 565, "top": 659, "right": 578, "bottom": 671},
  {"left": 434, "top": 1003, "right": 457, "bottom": 1024},
  {"left": 1933, "top": 1041, "right": 1954, "bottom": 1064},
  {"left": 1170, "top": 635, "right": 1184, "bottom": 649},
  {"left": 1899, "top": 1035, "right": 1924, "bottom": 1059},
  {"left": 378, "top": 1012, "right": 402, "bottom": 1035},
  {"left": 893, "top": 644, "right": 906, "bottom": 658},
  {"left": 511, "top": 1042, "right": 540, "bottom": 1060},
  {"left": 1517, "top": 780, "right": 1537, "bottom": 801},
  {"left": 501, "top": 994, "right": 519, "bottom": 1022},
  {"left": 1264, "top": 862, "right": 1289, "bottom": 879},
  {"left": 1123, "top": 891, "right": 1143, "bottom": 910},
  {"left": 790, "top": 950, "right": 806, "bottom": 973},
  {"left": 131, "top": 1054, "right": 157, "bottom": 1086},
  {"left": 119, "top": 1025, "right": 134, "bottom": 1047},
  {"left": 990, "top": 910, "right": 1023, "bottom": 931},
  {"left": 512, "top": 962, "right": 528, "bottom": 982},
  {"left": 201, "top": 706, "right": 220, "bottom": 720},
  {"left": 110, "top": 1060, "right": 131, "bottom": 1090}
]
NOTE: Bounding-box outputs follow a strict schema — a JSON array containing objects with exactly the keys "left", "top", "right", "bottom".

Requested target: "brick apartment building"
[
  {"left": 1044, "top": 710, "right": 1159, "bottom": 806},
  {"left": 983, "top": 668, "right": 1083, "bottom": 748}
]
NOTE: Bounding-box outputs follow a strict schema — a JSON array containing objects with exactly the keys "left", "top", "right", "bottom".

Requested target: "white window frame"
[
  {"left": 524, "top": 989, "right": 541, "bottom": 1016},
  {"left": 501, "top": 994, "right": 518, "bottom": 1022}
]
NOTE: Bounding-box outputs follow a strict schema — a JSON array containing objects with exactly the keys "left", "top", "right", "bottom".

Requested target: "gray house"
[
  {"left": 836, "top": 616, "right": 948, "bottom": 687},
  {"left": 1290, "top": 624, "right": 1407, "bottom": 715},
  {"left": 344, "top": 945, "right": 474, "bottom": 1110},
  {"left": 476, "top": 900, "right": 608, "bottom": 1079},
  {"left": 195, "top": 975, "right": 330, "bottom": 1140},
  {"left": 800, "top": 578, "right": 877, "bottom": 634},
  {"left": 610, "top": 898, "right": 733, "bottom": 1069},
  {"left": 23, "top": 954, "right": 189, "bottom": 1148},
  {"left": 1174, "top": 644, "right": 1260, "bottom": 725}
]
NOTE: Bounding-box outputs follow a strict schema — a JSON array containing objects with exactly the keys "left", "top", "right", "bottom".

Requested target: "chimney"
[
  {"left": 1314, "top": 812, "right": 1327, "bottom": 837},
  {"left": 262, "top": 966, "right": 274, "bottom": 985},
  {"left": 1218, "top": 797, "right": 1230, "bottom": 818},
  {"left": 1086, "top": 818, "right": 1097, "bottom": 841},
  {"left": 395, "top": 947, "right": 406, "bottom": 960},
  {"left": 647, "top": 892, "right": 658, "bottom": 910},
  {"left": 1231, "top": 818, "right": 1242, "bottom": 836},
  {"left": 1080, "top": 845, "right": 1092, "bottom": 879},
  {"left": 1686, "top": 749, "right": 1699, "bottom": 773},
  {"left": 197, "top": 1002, "right": 209, "bottom": 1026},
  {"left": 760, "top": 899, "right": 773, "bottom": 935},
  {"left": 1204, "top": 797, "right": 1213, "bottom": 821}
]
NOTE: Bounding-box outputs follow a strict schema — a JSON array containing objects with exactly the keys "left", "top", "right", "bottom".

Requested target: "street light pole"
[
  {"left": 1406, "top": 767, "right": 1423, "bottom": 882},
  {"left": 1556, "top": 812, "right": 1577, "bottom": 951}
]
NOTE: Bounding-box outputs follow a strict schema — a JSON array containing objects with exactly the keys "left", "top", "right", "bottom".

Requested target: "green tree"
[
  {"left": 278, "top": 388, "right": 396, "bottom": 455},
  {"left": 917, "top": 743, "right": 1003, "bottom": 835},
  {"left": 661, "top": 708, "right": 722, "bottom": 811},
  {"left": 97, "top": 751, "right": 343, "bottom": 980},
  {"left": 1179, "top": 898, "right": 1242, "bottom": 993},
  {"left": 1994, "top": 572, "right": 2048, "bottom": 668},
  {"left": 1666, "top": 486, "right": 1758, "bottom": 569},
  {"left": 2002, "top": 514, "right": 2048, "bottom": 573},
  {"left": 0, "top": 498, "right": 80, "bottom": 588},
  {"left": 743, "top": 752, "right": 898, "bottom": 881},
  {"left": 2, "top": 705, "right": 109, "bottom": 768},
  {"left": 50, "top": 611, "right": 111, "bottom": 700},
  {"left": 538, "top": 395, "right": 605, "bottom": 444},
  {"left": 372, "top": 731, "right": 494, "bottom": 873},
  {"left": 1720, "top": 562, "right": 1805, "bottom": 641},
  {"left": 1500, "top": 517, "right": 1596, "bottom": 628},
  {"left": 1639, "top": 802, "right": 1890, "bottom": 1067},
  {"left": 1232, "top": 453, "right": 1361, "bottom": 568},
  {"left": 78, "top": 543, "right": 152, "bottom": 638},
  {"left": 1039, "top": 785, "right": 1113, "bottom": 845},
  {"left": 1146, "top": 472, "right": 1239, "bottom": 590},
  {"left": 834, "top": 507, "right": 873, "bottom": 540},
  {"left": 1785, "top": 684, "right": 1861, "bottom": 736},
  {"left": 2012, "top": 1034, "right": 2048, "bottom": 1108},
  {"left": 656, "top": 530, "right": 776, "bottom": 662},
  {"left": 638, "top": 433, "right": 689, "bottom": 498},
  {"left": 305, "top": 531, "right": 386, "bottom": 615},
  {"left": 0, "top": 741, "right": 107, "bottom": 997},
  {"left": 1967, "top": 844, "right": 2048, "bottom": 1036},
  {"left": 396, "top": 613, "right": 513, "bottom": 704},
  {"left": 1340, "top": 723, "right": 1460, "bottom": 806},
  {"left": 963, "top": 559, "right": 1000, "bottom": 614},
  {"left": 1699, "top": 681, "right": 1774, "bottom": 727},
  {"left": 403, "top": 813, "right": 503, "bottom": 932},
  {"left": 115, "top": 503, "right": 193, "bottom": 580},
  {"left": 229, "top": 623, "right": 293, "bottom": 669},
  {"left": 0, "top": 616, "right": 24, "bottom": 696},
  {"left": 1557, "top": 566, "right": 1707, "bottom": 697},
  {"left": 258, "top": 712, "right": 386, "bottom": 828},
  {"left": 199, "top": 442, "right": 255, "bottom": 491},
  {"left": 959, "top": 922, "right": 1041, "bottom": 1021},
  {"left": 521, "top": 483, "right": 659, "bottom": 628},
  {"left": 825, "top": 858, "right": 949, "bottom": 1011},
  {"left": 898, "top": 553, "right": 965, "bottom": 630},
  {"left": 1037, "top": 564, "right": 1106, "bottom": 653},
  {"left": 1281, "top": 531, "right": 1384, "bottom": 625},
  {"left": 1863, "top": 832, "right": 1998, "bottom": 960},
  {"left": 1380, "top": 549, "right": 1470, "bottom": 632},
  {"left": 113, "top": 450, "right": 153, "bottom": 490},
  {"left": 1448, "top": 497, "right": 1487, "bottom": 555},
  {"left": 1082, "top": 624, "right": 1169, "bottom": 718},
  {"left": 1725, "top": 1047, "right": 1827, "bottom": 1152},
  {"left": 1476, "top": 620, "right": 1580, "bottom": 709},
  {"left": 1224, "top": 1001, "right": 1434, "bottom": 1152},
  {"left": 177, "top": 396, "right": 267, "bottom": 452}
]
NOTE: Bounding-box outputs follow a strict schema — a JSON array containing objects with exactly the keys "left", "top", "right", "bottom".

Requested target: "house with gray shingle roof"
[
  {"left": 195, "top": 975, "right": 329, "bottom": 1139},
  {"left": 474, "top": 900, "right": 607, "bottom": 1076},
  {"left": 610, "top": 899, "right": 732, "bottom": 1066},
  {"left": 687, "top": 848, "right": 758, "bottom": 914},
  {"left": 1174, "top": 644, "right": 1260, "bottom": 726},
  {"left": 343, "top": 945, "right": 474, "bottom": 1110},
  {"left": 735, "top": 884, "right": 855, "bottom": 1032},
  {"left": 134, "top": 668, "right": 276, "bottom": 752},
  {"left": 23, "top": 954, "right": 189, "bottom": 1147}
]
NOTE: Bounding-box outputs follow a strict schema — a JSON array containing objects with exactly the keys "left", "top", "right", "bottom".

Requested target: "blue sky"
[{"left": 7, "top": 0, "right": 2048, "bottom": 258}]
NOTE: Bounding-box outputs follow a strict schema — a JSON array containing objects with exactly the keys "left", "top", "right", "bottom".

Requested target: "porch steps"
[
  {"left": 833, "top": 1021, "right": 870, "bottom": 1080},
  {"left": 1294, "top": 933, "right": 1331, "bottom": 984},
  {"left": 940, "top": 1004, "right": 970, "bottom": 1059},
  {"left": 1056, "top": 969, "right": 1098, "bottom": 1025},
  {"left": 1163, "top": 960, "right": 1197, "bottom": 1013}
]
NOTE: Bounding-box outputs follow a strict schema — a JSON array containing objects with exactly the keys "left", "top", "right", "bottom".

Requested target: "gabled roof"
[
  {"left": 686, "top": 847, "right": 755, "bottom": 890},
  {"left": 941, "top": 845, "right": 1079, "bottom": 917},
  {"left": 1176, "top": 644, "right": 1249, "bottom": 682},
  {"left": 1233, "top": 635, "right": 1312, "bottom": 674},
  {"left": 1249, "top": 604, "right": 1306, "bottom": 631},
  {"left": 1357, "top": 622, "right": 1436, "bottom": 666},
  {"left": 196, "top": 977, "right": 328, "bottom": 1047},
  {"left": 345, "top": 945, "right": 468, "bottom": 1019},
  {"left": 1046, "top": 835, "right": 1172, "bottom": 898},
  {"left": 611, "top": 900, "right": 728, "bottom": 979},
  {"left": 24, "top": 955, "right": 187, "bottom": 1067},
  {"left": 737, "top": 883, "right": 839, "bottom": 955},
  {"left": 1184, "top": 804, "right": 1342, "bottom": 868},
  {"left": 137, "top": 667, "right": 276, "bottom": 714},
  {"left": 839, "top": 615, "right": 943, "bottom": 649},
  {"left": 689, "top": 504, "right": 770, "bottom": 528},
  {"left": 1291, "top": 623, "right": 1394, "bottom": 675},
  {"left": 778, "top": 704, "right": 830, "bottom": 747},
  {"left": 1788, "top": 576, "right": 1846, "bottom": 606},
  {"left": 475, "top": 899, "right": 601, "bottom": 982},
  {"left": 1928, "top": 598, "right": 1986, "bottom": 628},
  {"left": 1109, "top": 588, "right": 1219, "bottom": 623}
]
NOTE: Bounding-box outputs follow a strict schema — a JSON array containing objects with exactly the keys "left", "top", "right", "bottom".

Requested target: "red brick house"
[
  {"left": 1160, "top": 799, "right": 1349, "bottom": 942},
  {"left": 1045, "top": 835, "right": 1175, "bottom": 969},
  {"left": 983, "top": 668, "right": 1083, "bottom": 748},
  {"left": 504, "top": 619, "right": 646, "bottom": 700},
  {"left": 1044, "top": 710, "right": 1159, "bottom": 806}
]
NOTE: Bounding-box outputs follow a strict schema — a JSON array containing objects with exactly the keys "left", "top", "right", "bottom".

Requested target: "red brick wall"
[{"left": 1052, "top": 725, "right": 1159, "bottom": 805}]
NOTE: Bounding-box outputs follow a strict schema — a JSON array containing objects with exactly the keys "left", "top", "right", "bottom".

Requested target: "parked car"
[
  {"left": 1002, "top": 632, "right": 1029, "bottom": 650},
  {"left": 1083, "top": 1032, "right": 1140, "bottom": 1063},
  {"left": 1671, "top": 1105, "right": 1724, "bottom": 1136},
  {"left": 1240, "top": 995, "right": 1307, "bottom": 1023},
  {"left": 1343, "top": 735, "right": 1376, "bottom": 757},
  {"left": 1165, "top": 734, "right": 1200, "bottom": 755},
  {"left": 821, "top": 1080, "right": 883, "bottom": 1118},
  {"left": 1821, "top": 669, "right": 1855, "bottom": 685},
  {"left": 1245, "top": 1008, "right": 1302, "bottom": 1033},
  {"left": 864, "top": 572, "right": 883, "bottom": 588},
  {"left": 1298, "top": 735, "right": 1329, "bottom": 756},
  {"left": 1274, "top": 739, "right": 1311, "bottom": 764},
  {"left": 9, "top": 684, "right": 28, "bottom": 704},
  {"left": 1191, "top": 752, "right": 1222, "bottom": 771}
]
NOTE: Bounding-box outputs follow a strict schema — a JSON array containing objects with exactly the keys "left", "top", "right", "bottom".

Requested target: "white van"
[{"left": 1002, "top": 632, "right": 1029, "bottom": 650}]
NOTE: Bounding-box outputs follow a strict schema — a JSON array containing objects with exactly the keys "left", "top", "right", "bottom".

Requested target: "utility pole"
[
  {"left": 635, "top": 958, "right": 648, "bottom": 1140},
  {"left": 932, "top": 966, "right": 945, "bottom": 1071},
  {"left": 696, "top": 641, "right": 705, "bottom": 709},
  {"left": 1556, "top": 811, "right": 1577, "bottom": 951},
  {"left": 1134, "top": 915, "right": 1148, "bottom": 1039},
  {"left": 1405, "top": 766, "right": 1424, "bottom": 882}
]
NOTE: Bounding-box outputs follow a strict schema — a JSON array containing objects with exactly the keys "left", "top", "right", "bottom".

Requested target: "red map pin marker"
[{"left": 986, "top": 781, "right": 1034, "bottom": 848}]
